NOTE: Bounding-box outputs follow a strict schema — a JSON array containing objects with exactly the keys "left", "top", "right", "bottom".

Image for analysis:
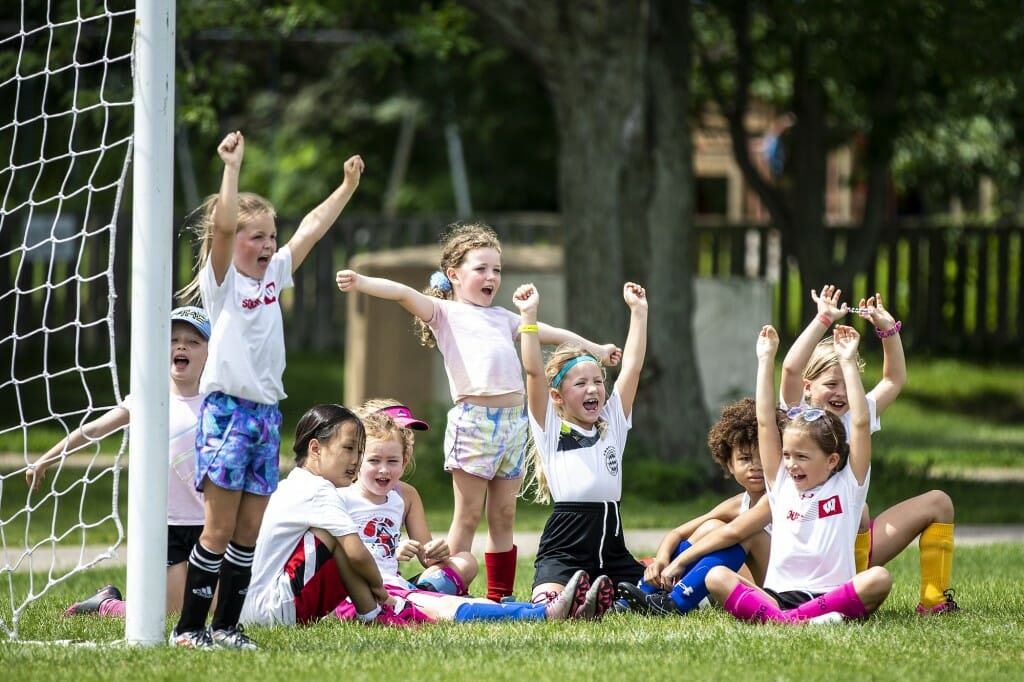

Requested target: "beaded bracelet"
[
  {"left": 876, "top": 320, "right": 902, "bottom": 339},
  {"left": 518, "top": 324, "right": 539, "bottom": 334},
  {"left": 816, "top": 313, "right": 832, "bottom": 328}
]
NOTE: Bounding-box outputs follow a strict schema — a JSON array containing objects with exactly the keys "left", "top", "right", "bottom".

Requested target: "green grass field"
[{"left": 1, "top": 545, "right": 1022, "bottom": 681}]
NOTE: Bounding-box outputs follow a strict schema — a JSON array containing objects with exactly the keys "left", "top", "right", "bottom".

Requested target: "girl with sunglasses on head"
[
  {"left": 702, "top": 324, "right": 892, "bottom": 624},
  {"left": 782, "top": 285, "right": 958, "bottom": 615}
]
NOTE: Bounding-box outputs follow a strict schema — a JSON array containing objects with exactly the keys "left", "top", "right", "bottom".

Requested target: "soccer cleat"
[
  {"left": 210, "top": 624, "right": 257, "bottom": 649},
  {"left": 575, "top": 575, "right": 615, "bottom": 620},
  {"left": 616, "top": 582, "right": 680, "bottom": 616},
  {"left": 917, "top": 588, "right": 960, "bottom": 615},
  {"left": 396, "top": 600, "right": 434, "bottom": 624},
  {"left": 364, "top": 603, "right": 420, "bottom": 628},
  {"left": 544, "top": 569, "right": 589, "bottom": 621},
  {"left": 168, "top": 627, "right": 215, "bottom": 649},
  {"left": 63, "top": 584, "right": 123, "bottom": 617},
  {"left": 807, "top": 611, "right": 844, "bottom": 625}
]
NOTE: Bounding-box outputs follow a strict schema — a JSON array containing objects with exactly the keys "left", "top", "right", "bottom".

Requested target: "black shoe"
[
  {"left": 616, "top": 582, "right": 680, "bottom": 616},
  {"left": 63, "top": 584, "right": 123, "bottom": 616}
]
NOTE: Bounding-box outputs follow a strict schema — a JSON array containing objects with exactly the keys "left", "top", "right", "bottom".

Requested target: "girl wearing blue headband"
[{"left": 514, "top": 281, "right": 649, "bottom": 619}]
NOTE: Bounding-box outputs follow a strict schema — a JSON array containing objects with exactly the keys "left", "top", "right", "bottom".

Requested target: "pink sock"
[
  {"left": 98, "top": 598, "right": 126, "bottom": 617},
  {"left": 788, "top": 581, "right": 867, "bottom": 621},
  {"left": 723, "top": 584, "right": 789, "bottom": 623}
]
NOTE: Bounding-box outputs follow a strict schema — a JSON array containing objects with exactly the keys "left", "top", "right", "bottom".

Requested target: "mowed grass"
[{"left": 1, "top": 544, "right": 1022, "bottom": 681}]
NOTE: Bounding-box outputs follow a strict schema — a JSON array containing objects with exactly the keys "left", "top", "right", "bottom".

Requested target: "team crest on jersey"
[
  {"left": 362, "top": 516, "right": 399, "bottom": 558},
  {"left": 604, "top": 446, "right": 618, "bottom": 476},
  {"left": 817, "top": 495, "right": 843, "bottom": 518}
]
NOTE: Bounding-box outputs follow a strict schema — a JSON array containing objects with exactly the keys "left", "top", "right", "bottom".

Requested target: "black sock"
[
  {"left": 210, "top": 541, "right": 255, "bottom": 631},
  {"left": 174, "top": 542, "right": 222, "bottom": 633}
]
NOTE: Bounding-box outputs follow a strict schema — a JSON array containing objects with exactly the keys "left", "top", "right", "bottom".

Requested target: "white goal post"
[{"left": 0, "top": 0, "right": 174, "bottom": 645}]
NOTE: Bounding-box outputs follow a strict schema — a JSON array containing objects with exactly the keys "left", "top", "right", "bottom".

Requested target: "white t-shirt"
[
  {"left": 240, "top": 467, "right": 359, "bottom": 626},
  {"left": 123, "top": 392, "right": 205, "bottom": 526},
  {"left": 339, "top": 487, "right": 408, "bottom": 586},
  {"left": 529, "top": 391, "right": 631, "bottom": 503},
  {"left": 428, "top": 299, "right": 524, "bottom": 402},
  {"left": 740, "top": 491, "right": 772, "bottom": 535},
  {"left": 763, "top": 463, "right": 869, "bottom": 594},
  {"left": 199, "top": 246, "right": 293, "bottom": 404}
]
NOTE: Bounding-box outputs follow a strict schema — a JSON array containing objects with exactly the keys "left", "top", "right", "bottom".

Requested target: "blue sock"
[
  {"left": 669, "top": 544, "right": 746, "bottom": 614},
  {"left": 638, "top": 539, "right": 693, "bottom": 593},
  {"left": 453, "top": 601, "right": 546, "bottom": 622}
]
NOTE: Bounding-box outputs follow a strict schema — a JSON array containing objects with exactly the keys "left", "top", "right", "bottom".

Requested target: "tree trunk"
[{"left": 466, "top": 0, "right": 708, "bottom": 462}]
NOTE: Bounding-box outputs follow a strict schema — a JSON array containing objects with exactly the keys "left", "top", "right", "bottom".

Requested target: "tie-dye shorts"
[
  {"left": 194, "top": 390, "right": 281, "bottom": 495},
  {"left": 443, "top": 403, "right": 527, "bottom": 480}
]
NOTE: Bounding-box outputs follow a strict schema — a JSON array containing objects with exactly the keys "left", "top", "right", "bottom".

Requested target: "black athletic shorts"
[
  {"left": 764, "top": 587, "right": 823, "bottom": 610},
  {"left": 532, "top": 501, "right": 644, "bottom": 589},
  {"left": 167, "top": 524, "right": 204, "bottom": 566}
]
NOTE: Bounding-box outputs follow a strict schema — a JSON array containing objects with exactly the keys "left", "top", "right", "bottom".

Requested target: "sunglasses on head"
[{"left": 785, "top": 406, "right": 839, "bottom": 450}]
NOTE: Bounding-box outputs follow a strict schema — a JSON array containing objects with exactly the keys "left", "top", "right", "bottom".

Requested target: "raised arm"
[
  {"left": 780, "top": 284, "right": 846, "bottom": 406},
  {"left": 536, "top": 323, "right": 622, "bottom": 368},
  {"left": 661, "top": 495, "right": 772, "bottom": 586},
  {"left": 834, "top": 324, "right": 871, "bottom": 484},
  {"left": 209, "top": 131, "right": 244, "bottom": 284},
  {"left": 756, "top": 325, "right": 783, "bottom": 484},
  {"left": 612, "top": 282, "right": 648, "bottom": 416},
  {"left": 336, "top": 269, "right": 436, "bottom": 323},
  {"left": 288, "top": 155, "right": 364, "bottom": 271},
  {"left": 855, "top": 292, "right": 906, "bottom": 415},
  {"left": 27, "top": 406, "right": 130, "bottom": 490},
  {"left": 513, "top": 283, "right": 549, "bottom": 424}
]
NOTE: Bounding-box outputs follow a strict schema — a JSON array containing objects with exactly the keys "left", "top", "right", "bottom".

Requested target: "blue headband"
[{"left": 552, "top": 355, "right": 599, "bottom": 388}]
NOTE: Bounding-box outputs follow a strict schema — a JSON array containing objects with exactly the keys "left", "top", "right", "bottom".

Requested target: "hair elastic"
[
  {"left": 552, "top": 355, "right": 599, "bottom": 388},
  {"left": 429, "top": 270, "right": 452, "bottom": 292}
]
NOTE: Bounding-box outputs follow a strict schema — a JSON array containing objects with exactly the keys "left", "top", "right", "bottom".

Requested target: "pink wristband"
[
  {"left": 876, "top": 320, "right": 902, "bottom": 338},
  {"left": 816, "top": 313, "right": 831, "bottom": 328}
]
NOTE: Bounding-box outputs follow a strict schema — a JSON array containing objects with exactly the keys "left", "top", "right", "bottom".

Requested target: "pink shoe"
[
  {"left": 544, "top": 570, "right": 590, "bottom": 621},
  {"left": 917, "top": 589, "right": 960, "bottom": 615},
  {"left": 575, "top": 575, "right": 615, "bottom": 620},
  {"left": 364, "top": 603, "right": 419, "bottom": 628}
]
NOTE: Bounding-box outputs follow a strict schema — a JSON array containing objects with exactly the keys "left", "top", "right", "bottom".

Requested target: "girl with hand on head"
[
  {"left": 703, "top": 324, "right": 892, "bottom": 624},
  {"left": 515, "top": 281, "right": 648, "bottom": 620},
  {"left": 172, "top": 131, "right": 364, "bottom": 649},
  {"left": 334, "top": 409, "right": 597, "bottom": 623},
  {"left": 783, "top": 285, "right": 957, "bottom": 615},
  {"left": 240, "top": 404, "right": 415, "bottom": 629},
  {"left": 337, "top": 222, "right": 619, "bottom": 602}
]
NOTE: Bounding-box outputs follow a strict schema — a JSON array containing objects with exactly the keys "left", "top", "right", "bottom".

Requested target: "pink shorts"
[{"left": 283, "top": 532, "right": 349, "bottom": 624}]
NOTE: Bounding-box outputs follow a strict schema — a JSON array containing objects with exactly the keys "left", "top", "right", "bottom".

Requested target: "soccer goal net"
[{"left": 0, "top": 1, "right": 173, "bottom": 644}]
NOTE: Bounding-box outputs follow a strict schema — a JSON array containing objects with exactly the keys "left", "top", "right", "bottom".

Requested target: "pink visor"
[{"left": 377, "top": 405, "right": 430, "bottom": 431}]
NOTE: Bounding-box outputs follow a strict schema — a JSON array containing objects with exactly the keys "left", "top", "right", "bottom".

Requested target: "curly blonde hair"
[
  {"left": 521, "top": 343, "right": 608, "bottom": 505},
  {"left": 176, "top": 192, "right": 277, "bottom": 304},
  {"left": 415, "top": 222, "right": 502, "bottom": 348},
  {"left": 356, "top": 398, "right": 417, "bottom": 476}
]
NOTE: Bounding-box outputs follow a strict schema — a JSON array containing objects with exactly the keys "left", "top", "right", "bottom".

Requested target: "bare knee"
[
  {"left": 855, "top": 566, "right": 893, "bottom": 611},
  {"left": 923, "top": 490, "right": 954, "bottom": 523}
]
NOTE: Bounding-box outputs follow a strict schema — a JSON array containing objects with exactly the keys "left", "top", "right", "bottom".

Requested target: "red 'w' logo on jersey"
[{"left": 818, "top": 495, "right": 843, "bottom": 518}]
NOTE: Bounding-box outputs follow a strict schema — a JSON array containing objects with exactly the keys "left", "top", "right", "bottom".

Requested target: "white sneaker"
[
  {"left": 210, "top": 624, "right": 258, "bottom": 649},
  {"left": 168, "top": 627, "right": 214, "bottom": 649},
  {"left": 807, "top": 611, "right": 844, "bottom": 625}
]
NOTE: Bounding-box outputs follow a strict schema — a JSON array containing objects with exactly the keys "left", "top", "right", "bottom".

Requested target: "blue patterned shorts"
[
  {"left": 195, "top": 391, "right": 281, "bottom": 495},
  {"left": 443, "top": 403, "right": 527, "bottom": 480}
]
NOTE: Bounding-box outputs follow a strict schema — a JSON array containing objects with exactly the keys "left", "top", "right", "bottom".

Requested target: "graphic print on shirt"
[
  {"left": 240, "top": 280, "right": 278, "bottom": 310},
  {"left": 557, "top": 423, "right": 600, "bottom": 452},
  {"left": 784, "top": 490, "right": 844, "bottom": 524},
  {"left": 361, "top": 516, "right": 399, "bottom": 559},
  {"left": 603, "top": 446, "right": 619, "bottom": 476}
]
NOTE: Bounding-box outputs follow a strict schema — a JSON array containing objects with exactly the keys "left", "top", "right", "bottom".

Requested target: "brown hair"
[
  {"left": 292, "top": 404, "right": 365, "bottom": 467},
  {"left": 415, "top": 222, "right": 502, "bottom": 348},
  {"left": 803, "top": 336, "right": 866, "bottom": 383},
  {"left": 780, "top": 407, "right": 851, "bottom": 473},
  {"left": 707, "top": 398, "right": 760, "bottom": 477},
  {"left": 522, "top": 343, "right": 609, "bottom": 504},
  {"left": 176, "top": 192, "right": 277, "bottom": 304}
]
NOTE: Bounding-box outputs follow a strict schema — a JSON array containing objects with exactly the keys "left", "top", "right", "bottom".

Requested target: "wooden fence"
[{"left": 12, "top": 213, "right": 1019, "bottom": 358}]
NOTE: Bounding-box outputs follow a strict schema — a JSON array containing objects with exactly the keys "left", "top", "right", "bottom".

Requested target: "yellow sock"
[
  {"left": 854, "top": 530, "right": 871, "bottom": 573},
  {"left": 919, "top": 522, "right": 955, "bottom": 607}
]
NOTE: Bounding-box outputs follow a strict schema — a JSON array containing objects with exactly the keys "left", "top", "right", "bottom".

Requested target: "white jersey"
[
  {"left": 339, "top": 487, "right": 408, "bottom": 586},
  {"left": 241, "top": 467, "right": 358, "bottom": 626},
  {"left": 763, "top": 463, "right": 869, "bottom": 594},
  {"left": 199, "top": 246, "right": 293, "bottom": 404},
  {"left": 123, "top": 392, "right": 205, "bottom": 526},
  {"left": 529, "top": 391, "right": 631, "bottom": 503}
]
